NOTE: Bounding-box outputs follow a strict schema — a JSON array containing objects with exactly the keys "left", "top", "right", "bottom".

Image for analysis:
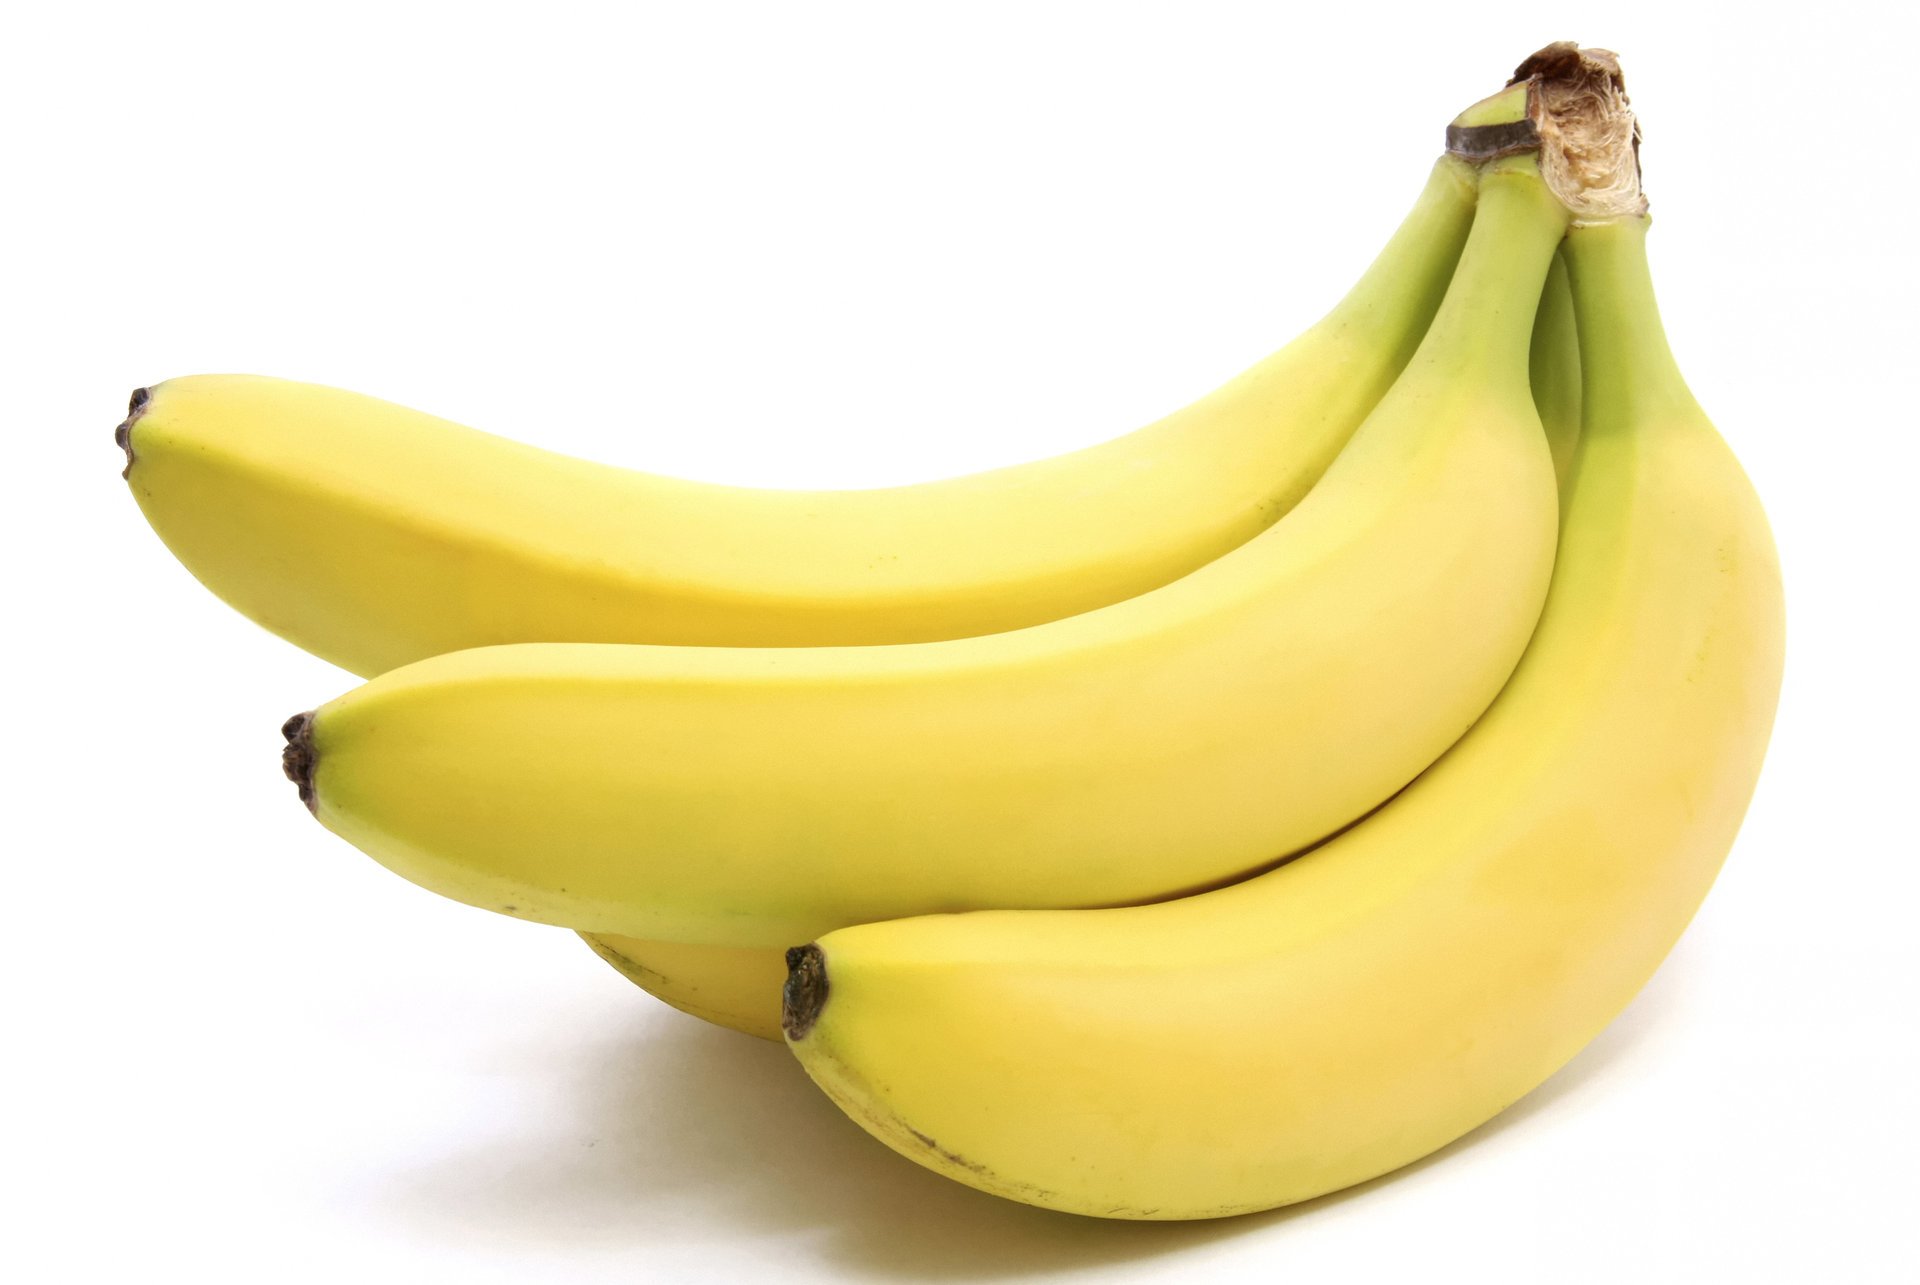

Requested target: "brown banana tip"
[
  {"left": 281, "top": 711, "right": 318, "bottom": 813},
  {"left": 782, "top": 944, "right": 828, "bottom": 1042},
  {"left": 115, "top": 387, "right": 151, "bottom": 480}
]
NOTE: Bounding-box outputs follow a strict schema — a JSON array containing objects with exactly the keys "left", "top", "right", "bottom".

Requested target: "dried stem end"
[
  {"left": 115, "top": 387, "right": 151, "bottom": 479},
  {"left": 282, "top": 712, "right": 318, "bottom": 813},
  {"left": 1509, "top": 42, "right": 1646, "bottom": 222},
  {"left": 783, "top": 944, "right": 829, "bottom": 1041}
]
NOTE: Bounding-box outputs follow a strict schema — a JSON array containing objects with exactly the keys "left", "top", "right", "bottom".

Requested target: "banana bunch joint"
[{"left": 118, "top": 42, "right": 1781, "bottom": 1221}]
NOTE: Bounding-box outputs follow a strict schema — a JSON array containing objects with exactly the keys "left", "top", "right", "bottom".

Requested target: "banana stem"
[
  {"left": 1563, "top": 218, "right": 1697, "bottom": 428},
  {"left": 1315, "top": 156, "right": 1478, "bottom": 356},
  {"left": 1529, "top": 248, "right": 1582, "bottom": 487},
  {"left": 1406, "top": 159, "right": 1569, "bottom": 388}
]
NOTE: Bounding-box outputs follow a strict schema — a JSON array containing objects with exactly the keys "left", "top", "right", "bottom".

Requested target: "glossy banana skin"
[
  {"left": 118, "top": 157, "right": 1478, "bottom": 1034},
  {"left": 119, "top": 162, "right": 1475, "bottom": 672},
  {"left": 588, "top": 248, "right": 1583, "bottom": 1040},
  {"left": 581, "top": 935, "right": 787, "bottom": 1040},
  {"left": 784, "top": 215, "right": 1784, "bottom": 1219},
  {"left": 291, "top": 161, "right": 1566, "bottom": 952}
]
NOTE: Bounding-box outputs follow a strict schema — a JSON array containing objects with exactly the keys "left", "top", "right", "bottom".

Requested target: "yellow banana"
[
  {"left": 284, "top": 155, "right": 1566, "bottom": 949},
  {"left": 583, "top": 255, "right": 1582, "bottom": 1040},
  {"left": 580, "top": 935, "right": 787, "bottom": 1040},
  {"left": 116, "top": 160, "right": 1475, "bottom": 673},
  {"left": 782, "top": 185, "right": 1785, "bottom": 1216}
]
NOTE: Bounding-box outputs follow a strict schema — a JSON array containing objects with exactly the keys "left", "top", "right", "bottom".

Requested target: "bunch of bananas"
[{"left": 118, "top": 43, "right": 1781, "bottom": 1221}]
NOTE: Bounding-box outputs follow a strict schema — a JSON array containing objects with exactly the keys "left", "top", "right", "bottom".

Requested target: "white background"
[{"left": 7, "top": 2, "right": 1916, "bottom": 1281}]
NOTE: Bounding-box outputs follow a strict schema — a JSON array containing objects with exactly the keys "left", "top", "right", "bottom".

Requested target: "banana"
[
  {"left": 283, "top": 153, "right": 1567, "bottom": 950},
  {"left": 116, "top": 160, "right": 1475, "bottom": 673},
  {"left": 581, "top": 935, "right": 788, "bottom": 1040},
  {"left": 1533, "top": 249, "right": 1582, "bottom": 483},
  {"left": 582, "top": 249, "right": 1585, "bottom": 1041},
  {"left": 781, "top": 160, "right": 1785, "bottom": 1216}
]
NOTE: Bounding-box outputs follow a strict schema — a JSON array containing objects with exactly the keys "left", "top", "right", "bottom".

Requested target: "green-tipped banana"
[{"left": 118, "top": 160, "right": 1476, "bottom": 672}]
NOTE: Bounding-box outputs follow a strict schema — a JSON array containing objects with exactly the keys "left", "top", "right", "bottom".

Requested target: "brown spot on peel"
[
  {"left": 115, "top": 387, "right": 150, "bottom": 479},
  {"left": 905, "top": 1126, "right": 998, "bottom": 1179},
  {"left": 782, "top": 944, "right": 828, "bottom": 1041},
  {"left": 281, "top": 711, "right": 318, "bottom": 812}
]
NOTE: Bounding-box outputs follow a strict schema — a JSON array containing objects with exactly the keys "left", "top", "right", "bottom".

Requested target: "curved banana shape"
[
  {"left": 783, "top": 213, "right": 1785, "bottom": 1219},
  {"left": 116, "top": 161, "right": 1475, "bottom": 673},
  {"left": 581, "top": 935, "right": 788, "bottom": 1040},
  {"left": 287, "top": 159, "right": 1567, "bottom": 949},
  {"left": 583, "top": 258, "right": 1583, "bottom": 1039}
]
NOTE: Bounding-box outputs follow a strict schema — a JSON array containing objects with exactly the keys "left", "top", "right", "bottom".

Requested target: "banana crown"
[{"left": 1448, "top": 41, "right": 1644, "bottom": 222}]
